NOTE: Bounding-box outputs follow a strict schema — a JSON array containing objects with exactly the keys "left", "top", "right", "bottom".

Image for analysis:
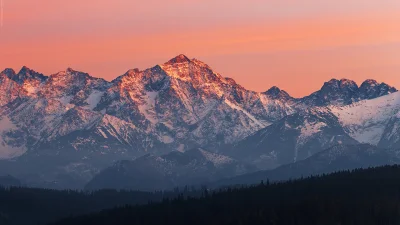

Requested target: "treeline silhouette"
[
  {"left": 0, "top": 186, "right": 205, "bottom": 225},
  {"left": 51, "top": 165, "right": 400, "bottom": 225}
]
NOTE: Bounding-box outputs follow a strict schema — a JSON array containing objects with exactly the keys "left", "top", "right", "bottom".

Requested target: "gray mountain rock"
[{"left": 301, "top": 78, "right": 396, "bottom": 106}]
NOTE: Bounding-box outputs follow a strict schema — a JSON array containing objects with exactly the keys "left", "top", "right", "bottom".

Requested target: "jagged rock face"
[
  {"left": 39, "top": 68, "right": 110, "bottom": 104},
  {"left": 359, "top": 79, "right": 397, "bottom": 100},
  {"left": 301, "top": 79, "right": 359, "bottom": 106},
  {"left": 0, "top": 69, "right": 25, "bottom": 106},
  {"left": 85, "top": 148, "right": 256, "bottom": 191},
  {"left": 0, "top": 67, "right": 48, "bottom": 106},
  {"left": 10, "top": 66, "right": 47, "bottom": 84},
  {"left": 264, "top": 86, "right": 293, "bottom": 101},
  {"left": 301, "top": 78, "right": 397, "bottom": 106}
]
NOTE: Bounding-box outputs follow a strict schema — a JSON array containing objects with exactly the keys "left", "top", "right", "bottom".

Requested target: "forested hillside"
[
  {"left": 0, "top": 187, "right": 203, "bottom": 225},
  {"left": 52, "top": 165, "right": 400, "bottom": 225}
]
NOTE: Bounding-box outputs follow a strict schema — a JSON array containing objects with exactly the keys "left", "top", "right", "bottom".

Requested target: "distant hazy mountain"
[
  {"left": 85, "top": 148, "right": 256, "bottom": 191},
  {"left": 0, "top": 175, "right": 21, "bottom": 187},
  {"left": 212, "top": 144, "right": 400, "bottom": 188}
]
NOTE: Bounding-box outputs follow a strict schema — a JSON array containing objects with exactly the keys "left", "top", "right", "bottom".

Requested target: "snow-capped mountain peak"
[
  {"left": 361, "top": 79, "right": 379, "bottom": 86},
  {"left": 339, "top": 78, "right": 358, "bottom": 87},
  {"left": 264, "top": 86, "right": 292, "bottom": 100},
  {"left": 15, "top": 66, "right": 47, "bottom": 83},
  {"left": 0, "top": 68, "right": 17, "bottom": 78},
  {"left": 321, "top": 78, "right": 358, "bottom": 92},
  {"left": 159, "top": 54, "right": 226, "bottom": 85},
  {"left": 0, "top": 68, "right": 28, "bottom": 105},
  {"left": 301, "top": 78, "right": 397, "bottom": 106},
  {"left": 57, "top": 68, "right": 91, "bottom": 78},
  {"left": 359, "top": 79, "right": 397, "bottom": 100},
  {"left": 165, "top": 54, "right": 192, "bottom": 65},
  {"left": 224, "top": 77, "right": 239, "bottom": 86},
  {"left": 48, "top": 68, "right": 107, "bottom": 85}
]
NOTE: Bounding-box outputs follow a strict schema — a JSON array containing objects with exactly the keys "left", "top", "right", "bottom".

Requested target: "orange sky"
[{"left": 0, "top": 0, "right": 400, "bottom": 97}]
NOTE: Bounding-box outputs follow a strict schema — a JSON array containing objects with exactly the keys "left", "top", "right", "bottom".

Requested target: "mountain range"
[{"left": 0, "top": 54, "right": 399, "bottom": 189}]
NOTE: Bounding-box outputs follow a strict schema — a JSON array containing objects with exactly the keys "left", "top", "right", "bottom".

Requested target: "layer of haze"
[{"left": 0, "top": 0, "right": 399, "bottom": 97}]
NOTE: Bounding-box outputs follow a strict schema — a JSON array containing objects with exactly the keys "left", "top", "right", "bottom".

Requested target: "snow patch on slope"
[
  {"left": 199, "top": 148, "right": 234, "bottom": 167},
  {"left": 23, "top": 82, "right": 41, "bottom": 95},
  {"left": 295, "top": 120, "right": 327, "bottom": 151},
  {"left": 350, "top": 126, "right": 386, "bottom": 145},
  {"left": 160, "top": 135, "right": 174, "bottom": 144},
  {"left": 97, "top": 128, "right": 108, "bottom": 139},
  {"left": 58, "top": 95, "right": 73, "bottom": 105},
  {"left": 224, "top": 99, "right": 266, "bottom": 127},
  {"left": 85, "top": 91, "right": 104, "bottom": 110},
  {"left": 330, "top": 92, "right": 400, "bottom": 145},
  {"left": 137, "top": 91, "right": 159, "bottom": 124},
  {"left": 0, "top": 117, "right": 26, "bottom": 159},
  {"left": 99, "top": 114, "right": 137, "bottom": 144},
  {"left": 298, "top": 121, "right": 327, "bottom": 145}
]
